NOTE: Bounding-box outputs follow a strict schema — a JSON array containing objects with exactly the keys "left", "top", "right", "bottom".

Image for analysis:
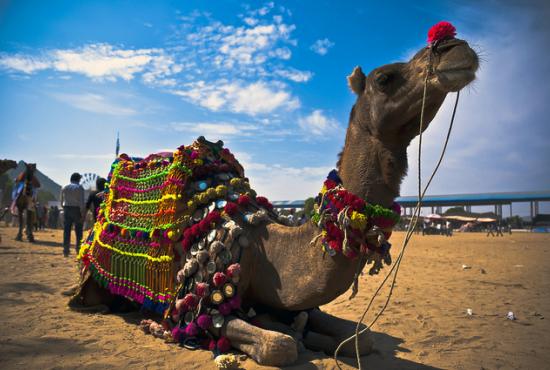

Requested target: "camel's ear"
[{"left": 347, "top": 66, "right": 366, "bottom": 95}]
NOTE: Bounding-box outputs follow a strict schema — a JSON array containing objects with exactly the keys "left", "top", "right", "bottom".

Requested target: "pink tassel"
[
  {"left": 217, "top": 336, "right": 231, "bottom": 353},
  {"left": 184, "top": 322, "right": 199, "bottom": 336},
  {"left": 196, "top": 314, "right": 212, "bottom": 330},
  {"left": 219, "top": 302, "right": 232, "bottom": 316}
]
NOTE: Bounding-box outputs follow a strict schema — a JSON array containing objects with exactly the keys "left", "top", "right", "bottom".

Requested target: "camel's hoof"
[
  {"left": 250, "top": 331, "right": 298, "bottom": 366},
  {"left": 61, "top": 284, "right": 79, "bottom": 296}
]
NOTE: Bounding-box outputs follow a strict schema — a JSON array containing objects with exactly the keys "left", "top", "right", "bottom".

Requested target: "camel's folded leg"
[
  {"left": 249, "top": 312, "right": 309, "bottom": 352},
  {"left": 221, "top": 316, "right": 298, "bottom": 366},
  {"left": 67, "top": 271, "right": 112, "bottom": 314},
  {"left": 304, "top": 308, "right": 373, "bottom": 357}
]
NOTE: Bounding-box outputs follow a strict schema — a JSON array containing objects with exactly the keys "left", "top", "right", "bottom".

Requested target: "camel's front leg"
[
  {"left": 304, "top": 308, "right": 373, "bottom": 357},
  {"left": 222, "top": 316, "right": 298, "bottom": 366}
]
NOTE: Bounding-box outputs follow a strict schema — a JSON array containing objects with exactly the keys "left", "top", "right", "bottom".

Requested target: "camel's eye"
[
  {"left": 375, "top": 72, "right": 391, "bottom": 88},
  {"left": 375, "top": 73, "right": 387, "bottom": 84}
]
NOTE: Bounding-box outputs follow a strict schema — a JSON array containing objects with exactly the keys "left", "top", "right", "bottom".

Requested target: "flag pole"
[{"left": 115, "top": 131, "right": 120, "bottom": 157}]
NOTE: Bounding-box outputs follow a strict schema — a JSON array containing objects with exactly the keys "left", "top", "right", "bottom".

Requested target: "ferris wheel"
[{"left": 81, "top": 173, "right": 100, "bottom": 191}]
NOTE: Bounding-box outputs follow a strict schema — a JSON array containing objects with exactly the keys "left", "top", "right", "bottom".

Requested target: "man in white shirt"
[{"left": 60, "top": 172, "right": 85, "bottom": 257}]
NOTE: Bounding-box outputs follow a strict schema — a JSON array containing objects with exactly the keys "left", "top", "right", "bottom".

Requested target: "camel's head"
[
  {"left": 348, "top": 37, "right": 478, "bottom": 145},
  {"left": 24, "top": 162, "right": 36, "bottom": 171},
  {"left": 23, "top": 162, "right": 36, "bottom": 179}
]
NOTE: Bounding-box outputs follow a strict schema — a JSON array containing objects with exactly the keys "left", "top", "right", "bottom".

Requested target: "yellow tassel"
[
  {"left": 350, "top": 211, "right": 368, "bottom": 231},
  {"left": 216, "top": 185, "right": 228, "bottom": 196}
]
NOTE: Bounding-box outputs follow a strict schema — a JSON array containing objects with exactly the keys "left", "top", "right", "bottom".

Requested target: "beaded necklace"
[{"left": 310, "top": 170, "right": 401, "bottom": 276}]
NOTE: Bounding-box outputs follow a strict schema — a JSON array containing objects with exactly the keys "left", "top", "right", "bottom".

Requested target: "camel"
[
  {"left": 72, "top": 34, "right": 478, "bottom": 366},
  {"left": 12, "top": 162, "right": 41, "bottom": 242}
]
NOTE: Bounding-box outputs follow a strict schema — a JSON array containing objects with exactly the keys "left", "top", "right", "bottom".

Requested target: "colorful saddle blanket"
[{"left": 78, "top": 137, "right": 276, "bottom": 349}]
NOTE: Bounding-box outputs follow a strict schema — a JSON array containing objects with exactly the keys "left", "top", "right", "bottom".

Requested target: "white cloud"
[
  {"left": 243, "top": 17, "right": 258, "bottom": 26},
  {"left": 0, "top": 43, "right": 181, "bottom": 83},
  {"left": 171, "top": 121, "right": 258, "bottom": 137},
  {"left": 310, "top": 38, "right": 335, "bottom": 56},
  {"left": 51, "top": 92, "right": 137, "bottom": 116},
  {"left": 298, "top": 109, "right": 340, "bottom": 136},
  {"left": 258, "top": 2, "right": 275, "bottom": 16},
  {"left": 274, "top": 68, "right": 313, "bottom": 82},
  {"left": 0, "top": 55, "right": 51, "bottom": 73},
  {"left": 172, "top": 80, "right": 300, "bottom": 115},
  {"left": 172, "top": 6, "right": 301, "bottom": 85},
  {"left": 195, "top": 22, "right": 297, "bottom": 68}
]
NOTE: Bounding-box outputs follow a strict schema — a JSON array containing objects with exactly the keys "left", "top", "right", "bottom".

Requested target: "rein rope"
[{"left": 334, "top": 47, "right": 462, "bottom": 369}]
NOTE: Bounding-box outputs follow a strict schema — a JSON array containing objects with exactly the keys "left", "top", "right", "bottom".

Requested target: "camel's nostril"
[{"left": 433, "top": 39, "right": 468, "bottom": 55}]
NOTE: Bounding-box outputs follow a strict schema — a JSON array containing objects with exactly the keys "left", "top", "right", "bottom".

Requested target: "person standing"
[
  {"left": 60, "top": 173, "right": 85, "bottom": 257},
  {"left": 486, "top": 223, "right": 496, "bottom": 237},
  {"left": 86, "top": 177, "right": 106, "bottom": 223}
]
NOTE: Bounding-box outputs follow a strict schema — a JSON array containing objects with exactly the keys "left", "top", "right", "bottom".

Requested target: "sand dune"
[{"left": 0, "top": 226, "right": 548, "bottom": 369}]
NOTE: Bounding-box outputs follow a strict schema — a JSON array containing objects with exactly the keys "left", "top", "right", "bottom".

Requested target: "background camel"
[
  {"left": 12, "top": 162, "right": 41, "bottom": 242},
  {"left": 73, "top": 35, "right": 478, "bottom": 366}
]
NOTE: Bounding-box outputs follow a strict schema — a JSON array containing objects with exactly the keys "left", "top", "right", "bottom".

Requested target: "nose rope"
[{"left": 334, "top": 49, "right": 461, "bottom": 370}]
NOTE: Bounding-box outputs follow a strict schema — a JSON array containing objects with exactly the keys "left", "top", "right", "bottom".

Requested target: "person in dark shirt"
[{"left": 86, "top": 177, "right": 106, "bottom": 223}]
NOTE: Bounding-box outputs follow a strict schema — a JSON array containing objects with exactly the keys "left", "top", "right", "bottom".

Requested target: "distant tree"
[
  {"left": 304, "top": 197, "right": 315, "bottom": 218},
  {"left": 505, "top": 215, "right": 523, "bottom": 229}
]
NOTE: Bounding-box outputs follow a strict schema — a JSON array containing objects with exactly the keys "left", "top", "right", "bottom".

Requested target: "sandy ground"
[{"left": 0, "top": 226, "right": 548, "bottom": 370}]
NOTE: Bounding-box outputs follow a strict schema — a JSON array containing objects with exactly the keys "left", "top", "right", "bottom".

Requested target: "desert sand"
[{"left": 0, "top": 226, "right": 548, "bottom": 369}]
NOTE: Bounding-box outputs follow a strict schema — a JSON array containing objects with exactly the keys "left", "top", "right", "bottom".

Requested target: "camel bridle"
[{"left": 334, "top": 42, "right": 462, "bottom": 370}]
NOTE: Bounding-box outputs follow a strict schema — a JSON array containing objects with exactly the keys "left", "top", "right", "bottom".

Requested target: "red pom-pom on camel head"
[{"left": 427, "top": 21, "right": 456, "bottom": 44}]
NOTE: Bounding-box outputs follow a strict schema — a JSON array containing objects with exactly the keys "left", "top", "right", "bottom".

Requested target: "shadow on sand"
[
  {"left": 282, "top": 330, "right": 442, "bottom": 370},
  {"left": 1, "top": 337, "right": 91, "bottom": 359},
  {"left": 34, "top": 239, "right": 64, "bottom": 249},
  {"left": 0, "top": 281, "right": 56, "bottom": 294},
  {"left": 285, "top": 332, "right": 440, "bottom": 370}
]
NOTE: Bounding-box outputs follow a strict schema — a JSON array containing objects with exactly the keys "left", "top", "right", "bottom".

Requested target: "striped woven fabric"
[{"left": 77, "top": 137, "right": 270, "bottom": 318}]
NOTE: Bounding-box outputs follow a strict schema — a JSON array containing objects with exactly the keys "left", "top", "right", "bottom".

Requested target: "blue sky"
[{"left": 1, "top": 0, "right": 549, "bottom": 214}]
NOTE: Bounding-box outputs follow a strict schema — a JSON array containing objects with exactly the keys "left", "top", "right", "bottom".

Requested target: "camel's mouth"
[
  {"left": 435, "top": 66, "right": 476, "bottom": 92},
  {"left": 433, "top": 40, "right": 479, "bottom": 92}
]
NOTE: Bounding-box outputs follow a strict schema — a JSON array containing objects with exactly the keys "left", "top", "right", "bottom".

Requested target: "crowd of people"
[
  {"left": 3, "top": 170, "right": 107, "bottom": 256},
  {"left": 421, "top": 220, "right": 453, "bottom": 236},
  {"left": 3, "top": 203, "right": 61, "bottom": 230}
]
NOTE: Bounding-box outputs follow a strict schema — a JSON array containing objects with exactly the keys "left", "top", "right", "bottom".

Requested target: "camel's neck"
[
  {"left": 251, "top": 121, "right": 408, "bottom": 310},
  {"left": 337, "top": 121, "right": 407, "bottom": 208}
]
